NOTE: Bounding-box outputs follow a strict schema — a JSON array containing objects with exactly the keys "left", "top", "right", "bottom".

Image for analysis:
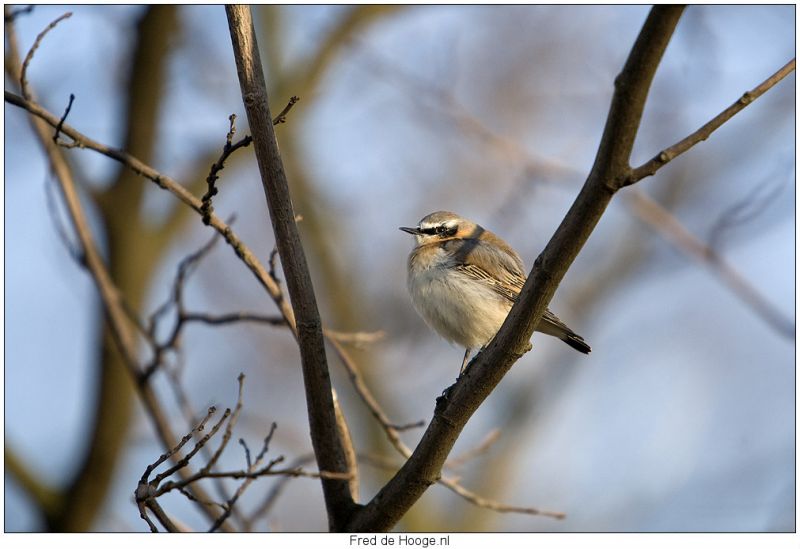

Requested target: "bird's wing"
[
  {"left": 454, "top": 263, "right": 521, "bottom": 302},
  {"left": 445, "top": 238, "right": 526, "bottom": 303}
]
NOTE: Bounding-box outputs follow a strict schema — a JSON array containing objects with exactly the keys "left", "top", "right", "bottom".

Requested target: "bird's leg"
[{"left": 460, "top": 348, "right": 473, "bottom": 375}]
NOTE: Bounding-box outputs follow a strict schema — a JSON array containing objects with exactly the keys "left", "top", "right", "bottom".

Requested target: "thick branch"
[
  {"left": 225, "top": 4, "right": 357, "bottom": 531},
  {"left": 346, "top": 6, "right": 685, "bottom": 532}
]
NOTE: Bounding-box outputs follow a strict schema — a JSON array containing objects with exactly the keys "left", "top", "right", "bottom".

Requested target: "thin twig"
[
  {"left": 208, "top": 422, "right": 279, "bottom": 533},
  {"left": 152, "top": 408, "right": 231, "bottom": 486},
  {"left": 438, "top": 477, "right": 565, "bottom": 520},
  {"left": 53, "top": 93, "right": 75, "bottom": 145},
  {"left": 244, "top": 453, "right": 316, "bottom": 529},
  {"left": 272, "top": 95, "right": 300, "bottom": 125},
  {"left": 200, "top": 374, "right": 246, "bottom": 475},
  {"left": 200, "top": 96, "right": 298, "bottom": 225},
  {"left": 201, "top": 114, "right": 253, "bottom": 225},
  {"left": 5, "top": 90, "right": 297, "bottom": 337},
  {"left": 20, "top": 11, "right": 72, "bottom": 98},
  {"left": 626, "top": 58, "right": 796, "bottom": 185},
  {"left": 446, "top": 429, "right": 501, "bottom": 471}
]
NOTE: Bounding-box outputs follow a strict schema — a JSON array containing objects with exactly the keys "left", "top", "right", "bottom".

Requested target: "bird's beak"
[{"left": 399, "top": 226, "right": 422, "bottom": 235}]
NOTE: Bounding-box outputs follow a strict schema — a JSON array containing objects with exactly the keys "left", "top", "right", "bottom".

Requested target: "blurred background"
[{"left": 4, "top": 5, "right": 795, "bottom": 532}]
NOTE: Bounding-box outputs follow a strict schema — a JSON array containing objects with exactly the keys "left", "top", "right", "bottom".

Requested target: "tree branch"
[
  {"left": 346, "top": 5, "right": 686, "bottom": 532},
  {"left": 225, "top": 4, "right": 358, "bottom": 531},
  {"left": 627, "top": 58, "right": 796, "bottom": 185}
]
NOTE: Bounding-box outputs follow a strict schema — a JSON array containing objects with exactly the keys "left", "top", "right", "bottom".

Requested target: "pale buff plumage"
[{"left": 401, "top": 211, "right": 590, "bottom": 373}]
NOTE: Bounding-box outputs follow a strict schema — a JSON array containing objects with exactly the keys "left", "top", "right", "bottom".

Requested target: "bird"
[{"left": 400, "top": 211, "right": 590, "bottom": 374}]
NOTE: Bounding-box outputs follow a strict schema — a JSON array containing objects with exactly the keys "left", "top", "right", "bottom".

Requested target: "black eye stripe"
[{"left": 419, "top": 224, "right": 458, "bottom": 236}]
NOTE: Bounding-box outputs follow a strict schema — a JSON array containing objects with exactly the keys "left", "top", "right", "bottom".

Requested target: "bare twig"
[
  {"left": 626, "top": 58, "right": 796, "bottom": 185},
  {"left": 136, "top": 406, "right": 218, "bottom": 532},
  {"left": 142, "top": 227, "right": 227, "bottom": 380},
  {"left": 20, "top": 11, "right": 72, "bottom": 98},
  {"left": 438, "top": 478, "right": 565, "bottom": 520},
  {"left": 245, "top": 453, "right": 316, "bottom": 529},
  {"left": 152, "top": 408, "right": 231, "bottom": 486},
  {"left": 135, "top": 379, "right": 347, "bottom": 533},
  {"left": 446, "top": 429, "right": 501, "bottom": 471},
  {"left": 200, "top": 97, "right": 298, "bottom": 225},
  {"left": 201, "top": 374, "right": 247, "bottom": 475},
  {"left": 201, "top": 114, "right": 253, "bottom": 225},
  {"left": 272, "top": 95, "right": 300, "bottom": 125},
  {"left": 136, "top": 377, "right": 286, "bottom": 532},
  {"left": 356, "top": 450, "right": 564, "bottom": 520},
  {"left": 5, "top": 90, "right": 297, "bottom": 336},
  {"left": 207, "top": 421, "right": 278, "bottom": 533},
  {"left": 53, "top": 93, "right": 75, "bottom": 145},
  {"left": 324, "top": 329, "right": 386, "bottom": 349}
]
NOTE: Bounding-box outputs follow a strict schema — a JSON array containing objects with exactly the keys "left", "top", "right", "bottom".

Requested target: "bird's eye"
[{"left": 436, "top": 224, "right": 457, "bottom": 237}]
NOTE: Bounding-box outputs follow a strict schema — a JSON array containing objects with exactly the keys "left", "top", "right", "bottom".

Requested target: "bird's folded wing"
[
  {"left": 453, "top": 263, "right": 523, "bottom": 303},
  {"left": 455, "top": 263, "right": 582, "bottom": 338}
]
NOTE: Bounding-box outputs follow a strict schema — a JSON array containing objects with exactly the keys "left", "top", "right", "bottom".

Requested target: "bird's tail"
[
  {"left": 540, "top": 309, "right": 591, "bottom": 354},
  {"left": 560, "top": 331, "right": 591, "bottom": 354}
]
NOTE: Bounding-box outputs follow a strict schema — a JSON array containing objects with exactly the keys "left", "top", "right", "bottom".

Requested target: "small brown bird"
[{"left": 401, "top": 211, "right": 590, "bottom": 373}]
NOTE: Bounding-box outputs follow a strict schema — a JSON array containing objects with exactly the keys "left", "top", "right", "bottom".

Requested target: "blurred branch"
[
  {"left": 706, "top": 171, "right": 790, "bottom": 252},
  {"left": 439, "top": 478, "right": 564, "bottom": 520},
  {"left": 244, "top": 453, "right": 316, "bottom": 529},
  {"left": 4, "top": 445, "right": 62, "bottom": 520},
  {"left": 626, "top": 58, "right": 796, "bottom": 185},
  {"left": 623, "top": 189, "right": 794, "bottom": 338},
  {"left": 4, "top": 4, "right": 34, "bottom": 22},
  {"left": 4, "top": 9, "right": 238, "bottom": 530},
  {"left": 284, "top": 5, "right": 404, "bottom": 98},
  {"left": 226, "top": 5, "right": 358, "bottom": 531},
  {"left": 355, "top": 42, "right": 579, "bottom": 188},
  {"left": 445, "top": 429, "right": 501, "bottom": 472}
]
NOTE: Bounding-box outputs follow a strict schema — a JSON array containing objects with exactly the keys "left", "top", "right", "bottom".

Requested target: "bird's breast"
[{"left": 406, "top": 248, "right": 511, "bottom": 348}]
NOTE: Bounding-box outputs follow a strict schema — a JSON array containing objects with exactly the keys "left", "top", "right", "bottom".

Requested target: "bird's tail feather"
[
  {"left": 561, "top": 332, "right": 591, "bottom": 354},
  {"left": 540, "top": 308, "right": 591, "bottom": 354}
]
